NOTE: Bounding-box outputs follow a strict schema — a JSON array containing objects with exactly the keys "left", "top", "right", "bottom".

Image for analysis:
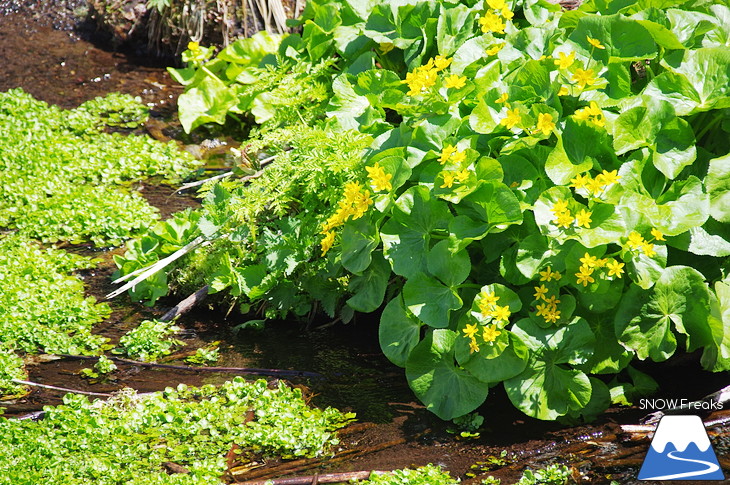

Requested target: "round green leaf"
[
  {"left": 427, "top": 240, "right": 471, "bottom": 287},
  {"left": 379, "top": 294, "right": 422, "bottom": 368},
  {"left": 406, "top": 329, "right": 489, "bottom": 420},
  {"left": 403, "top": 274, "right": 463, "bottom": 328}
]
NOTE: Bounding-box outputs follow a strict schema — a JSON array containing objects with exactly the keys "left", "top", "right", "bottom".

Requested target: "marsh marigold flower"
[
  {"left": 651, "top": 228, "right": 665, "bottom": 241},
  {"left": 441, "top": 171, "right": 457, "bottom": 188},
  {"left": 320, "top": 231, "right": 335, "bottom": 256},
  {"left": 575, "top": 209, "right": 592, "bottom": 228},
  {"left": 587, "top": 36, "right": 606, "bottom": 49},
  {"left": 486, "top": 43, "right": 505, "bottom": 56},
  {"left": 365, "top": 162, "right": 393, "bottom": 192},
  {"left": 606, "top": 259, "right": 624, "bottom": 277},
  {"left": 483, "top": 325, "right": 502, "bottom": 343},
  {"left": 444, "top": 74, "right": 467, "bottom": 89},
  {"left": 501, "top": 108, "right": 521, "bottom": 129},
  {"left": 536, "top": 113, "right": 555, "bottom": 135},
  {"left": 433, "top": 55, "right": 452, "bottom": 71},
  {"left": 554, "top": 51, "right": 575, "bottom": 69},
  {"left": 572, "top": 68, "right": 597, "bottom": 88},
  {"left": 479, "top": 11, "right": 506, "bottom": 34}
]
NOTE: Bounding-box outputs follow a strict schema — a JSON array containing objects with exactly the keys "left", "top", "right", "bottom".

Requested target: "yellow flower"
[
  {"left": 482, "top": 325, "right": 502, "bottom": 343},
  {"left": 606, "top": 259, "right": 624, "bottom": 278},
  {"left": 351, "top": 190, "right": 373, "bottom": 219},
  {"left": 587, "top": 177, "right": 604, "bottom": 195},
  {"left": 554, "top": 51, "right": 575, "bottom": 70},
  {"left": 554, "top": 211, "right": 574, "bottom": 228},
  {"left": 600, "top": 169, "right": 621, "bottom": 186},
  {"left": 551, "top": 199, "right": 569, "bottom": 215},
  {"left": 479, "top": 291, "right": 500, "bottom": 310},
  {"left": 402, "top": 66, "right": 438, "bottom": 96},
  {"left": 533, "top": 285, "right": 549, "bottom": 301},
  {"left": 570, "top": 173, "right": 590, "bottom": 190},
  {"left": 479, "top": 11, "right": 506, "bottom": 34},
  {"left": 580, "top": 253, "right": 598, "bottom": 268},
  {"left": 558, "top": 86, "right": 570, "bottom": 96},
  {"left": 535, "top": 302, "right": 550, "bottom": 318},
  {"left": 187, "top": 41, "right": 200, "bottom": 51},
  {"left": 463, "top": 323, "right": 479, "bottom": 339},
  {"left": 500, "top": 108, "right": 521, "bottom": 129},
  {"left": 441, "top": 171, "right": 457, "bottom": 189},
  {"left": 455, "top": 168, "right": 470, "bottom": 183},
  {"left": 486, "top": 43, "right": 505, "bottom": 56},
  {"left": 539, "top": 266, "right": 555, "bottom": 282},
  {"left": 595, "top": 258, "right": 607, "bottom": 268},
  {"left": 551, "top": 270, "right": 562, "bottom": 281},
  {"left": 496, "top": 92, "right": 509, "bottom": 104},
  {"left": 627, "top": 231, "right": 645, "bottom": 249},
  {"left": 501, "top": 6, "right": 514, "bottom": 19},
  {"left": 469, "top": 338, "right": 481, "bottom": 354},
  {"left": 320, "top": 231, "right": 335, "bottom": 256},
  {"left": 486, "top": 0, "right": 506, "bottom": 9},
  {"left": 451, "top": 150, "right": 467, "bottom": 165},
  {"left": 572, "top": 68, "right": 597, "bottom": 88},
  {"left": 378, "top": 43, "right": 395, "bottom": 54},
  {"left": 492, "top": 305, "right": 511, "bottom": 323},
  {"left": 544, "top": 309, "right": 561, "bottom": 323},
  {"left": 587, "top": 36, "right": 606, "bottom": 49},
  {"left": 433, "top": 55, "right": 452, "bottom": 71},
  {"left": 343, "top": 181, "right": 363, "bottom": 202},
  {"left": 536, "top": 113, "right": 555, "bottom": 136},
  {"left": 575, "top": 209, "right": 592, "bottom": 228},
  {"left": 641, "top": 242, "right": 657, "bottom": 257},
  {"left": 439, "top": 144, "right": 457, "bottom": 164},
  {"left": 651, "top": 228, "right": 665, "bottom": 241},
  {"left": 365, "top": 162, "right": 393, "bottom": 192},
  {"left": 444, "top": 74, "right": 467, "bottom": 89},
  {"left": 575, "top": 269, "right": 595, "bottom": 286},
  {"left": 545, "top": 295, "right": 560, "bottom": 307}
]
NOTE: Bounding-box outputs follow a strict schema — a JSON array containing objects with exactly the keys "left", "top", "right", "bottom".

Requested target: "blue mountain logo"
[{"left": 639, "top": 415, "right": 725, "bottom": 481}]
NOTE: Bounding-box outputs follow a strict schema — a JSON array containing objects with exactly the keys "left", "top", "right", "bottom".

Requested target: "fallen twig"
[
  {"left": 55, "top": 354, "right": 323, "bottom": 379},
  {"left": 173, "top": 154, "right": 277, "bottom": 194},
  {"left": 107, "top": 236, "right": 206, "bottom": 298},
  {"left": 238, "top": 470, "right": 385, "bottom": 485},
  {"left": 160, "top": 285, "right": 209, "bottom": 321},
  {"left": 11, "top": 379, "right": 113, "bottom": 397}
]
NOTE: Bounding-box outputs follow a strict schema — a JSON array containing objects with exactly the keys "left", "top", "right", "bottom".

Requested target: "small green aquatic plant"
[
  {"left": 118, "top": 319, "right": 183, "bottom": 362},
  {"left": 356, "top": 464, "right": 460, "bottom": 485},
  {"left": 517, "top": 464, "right": 573, "bottom": 485},
  {"left": 0, "top": 378, "right": 354, "bottom": 485},
  {"left": 0, "top": 88, "right": 199, "bottom": 245}
]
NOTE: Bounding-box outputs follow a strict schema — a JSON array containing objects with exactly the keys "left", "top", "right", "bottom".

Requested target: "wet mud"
[{"left": 2, "top": 3, "right": 730, "bottom": 484}]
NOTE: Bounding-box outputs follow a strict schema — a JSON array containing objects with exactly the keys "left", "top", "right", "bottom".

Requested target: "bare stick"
[
  {"left": 160, "top": 285, "right": 209, "bottom": 322},
  {"left": 107, "top": 236, "right": 205, "bottom": 297},
  {"left": 173, "top": 154, "right": 277, "bottom": 194},
  {"left": 238, "top": 470, "right": 385, "bottom": 485},
  {"left": 55, "top": 354, "right": 323, "bottom": 379},
  {"left": 12, "top": 379, "right": 113, "bottom": 397}
]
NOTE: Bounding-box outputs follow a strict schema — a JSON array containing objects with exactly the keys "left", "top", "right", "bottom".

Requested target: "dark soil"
[{"left": 2, "top": 3, "right": 730, "bottom": 485}]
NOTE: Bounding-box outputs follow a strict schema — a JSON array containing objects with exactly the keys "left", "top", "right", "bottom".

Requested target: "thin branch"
[
  {"left": 55, "top": 354, "right": 323, "bottom": 379},
  {"left": 174, "top": 154, "right": 277, "bottom": 194},
  {"left": 107, "top": 236, "right": 205, "bottom": 297},
  {"left": 238, "top": 470, "right": 386, "bottom": 485},
  {"left": 12, "top": 379, "right": 113, "bottom": 397}
]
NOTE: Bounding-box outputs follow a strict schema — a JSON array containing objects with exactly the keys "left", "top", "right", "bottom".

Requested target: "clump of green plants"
[
  {"left": 517, "top": 464, "right": 573, "bottom": 485},
  {"left": 73, "top": 92, "right": 150, "bottom": 128},
  {"left": 0, "top": 235, "right": 110, "bottom": 355},
  {"left": 118, "top": 0, "right": 730, "bottom": 425},
  {"left": 0, "top": 88, "right": 199, "bottom": 245},
  {"left": 0, "top": 378, "right": 355, "bottom": 484},
  {"left": 113, "top": 124, "right": 371, "bottom": 320},
  {"left": 356, "top": 464, "right": 459, "bottom": 485},
  {"left": 117, "top": 319, "right": 183, "bottom": 362},
  {"left": 0, "top": 348, "right": 28, "bottom": 397},
  {"left": 79, "top": 355, "right": 118, "bottom": 380},
  {"left": 185, "top": 343, "right": 220, "bottom": 365}
]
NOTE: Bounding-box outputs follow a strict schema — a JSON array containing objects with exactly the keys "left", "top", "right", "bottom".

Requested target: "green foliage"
[
  {"left": 114, "top": 124, "right": 371, "bottom": 319},
  {"left": 118, "top": 319, "right": 183, "bottom": 362},
  {"left": 74, "top": 93, "right": 150, "bottom": 129},
  {"left": 0, "top": 235, "right": 110, "bottom": 355},
  {"left": 79, "top": 355, "right": 118, "bottom": 380},
  {"left": 134, "top": 0, "right": 730, "bottom": 423},
  {"left": 0, "top": 88, "right": 199, "bottom": 245},
  {"left": 0, "top": 348, "right": 27, "bottom": 397},
  {"left": 355, "top": 464, "right": 459, "bottom": 485},
  {"left": 517, "top": 464, "right": 572, "bottom": 485},
  {"left": 0, "top": 378, "right": 354, "bottom": 484},
  {"left": 185, "top": 344, "right": 220, "bottom": 365}
]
